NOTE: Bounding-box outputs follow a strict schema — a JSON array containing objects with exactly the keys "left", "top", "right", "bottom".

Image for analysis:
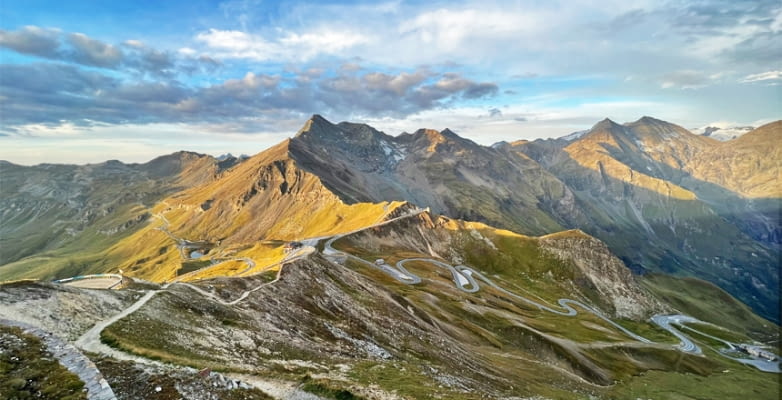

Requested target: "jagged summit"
[
  {"left": 578, "top": 117, "right": 629, "bottom": 145},
  {"left": 295, "top": 114, "right": 342, "bottom": 138},
  {"left": 598, "top": 117, "right": 619, "bottom": 125},
  {"left": 571, "top": 116, "right": 710, "bottom": 153},
  {"left": 624, "top": 116, "right": 698, "bottom": 141},
  {"left": 587, "top": 118, "right": 627, "bottom": 135},
  {"left": 634, "top": 115, "right": 664, "bottom": 124}
]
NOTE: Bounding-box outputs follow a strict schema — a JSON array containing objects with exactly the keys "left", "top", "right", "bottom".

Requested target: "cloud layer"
[{"left": 1, "top": 0, "right": 780, "bottom": 163}]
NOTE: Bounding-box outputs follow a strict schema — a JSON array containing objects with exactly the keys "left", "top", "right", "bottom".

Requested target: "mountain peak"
[
  {"left": 440, "top": 128, "right": 459, "bottom": 138},
  {"left": 592, "top": 118, "right": 623, "bottom": 131},
  {"left": 625, "top": 116, "right": 699, "bottom": 143},
  {"left": 582, "top": 118, "right": 627, "bottom": 141},
  {"left": 408, "top": 128, "right": 462, "bottom": 142},
  {"left": 636, "top": 116, "right": 662, "bottom": 124},
  {"left": 295, "top": 114, "right": 339, "bottom": 138}
]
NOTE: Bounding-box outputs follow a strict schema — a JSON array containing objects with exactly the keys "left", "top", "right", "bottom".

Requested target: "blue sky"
[{"left": 1, "top": 0, "right": 780, "bottom": 164}]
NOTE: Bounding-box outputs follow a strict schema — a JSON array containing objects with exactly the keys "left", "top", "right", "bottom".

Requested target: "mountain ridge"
[{"left": 1, "top": 115, "right": 779, "bottom": 323}]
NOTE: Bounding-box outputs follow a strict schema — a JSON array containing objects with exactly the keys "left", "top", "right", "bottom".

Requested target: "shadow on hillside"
[
  {"left": 526, "top": 145, "right": 780, "bottom": 324},
  {"left": 597, "top": 141, "right": 781, "bottom": 246}
]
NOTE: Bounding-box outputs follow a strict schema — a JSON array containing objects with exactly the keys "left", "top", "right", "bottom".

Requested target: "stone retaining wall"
[{"left": 1, "top": 319, "right": 117, "bottom": 400}]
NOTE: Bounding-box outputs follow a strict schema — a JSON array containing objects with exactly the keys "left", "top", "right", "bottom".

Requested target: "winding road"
[
  {"left": 68, "top": 206, "right": 778, "bottom": 377},
  {"left": 322, "top": 214, "right": 782, "bottom": 372},
  {"left": 75, "top": 288, "right": 169, "bottom": 367}
]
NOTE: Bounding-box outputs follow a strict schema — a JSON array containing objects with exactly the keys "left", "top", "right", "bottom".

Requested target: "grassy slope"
[
  {"left": 335, "top": 218, "right": 781, "bottom": 397},
  {"left": 0, "top": 325, "right": 86, "bottom": 400},
  {"left": 93, "top": 214, "right": 780, "bottom": 398},
  {"left": 641, "top": 274, "right": 778, "bottom": 341},
  {"left": 0, "top": 203, "right": 152, "bottom": 281}
]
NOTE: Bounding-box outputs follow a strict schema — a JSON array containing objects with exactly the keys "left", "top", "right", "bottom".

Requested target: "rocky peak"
[
  {"left": 140, "top": 151, "right": 218, "bottom": 180},
  {"left": 293, "top": 116, "right": 396, "bottom": 158},
  {"left": 593, "top": 117, "right": 623, "bottom": 131},
  {"left": 294, "top": 114, "right": 342, "bottom": 139},
  {"left": 577, "top": 118, "right": 630, "bottom": 146},
  {"left": 403, "top": 127, "right": 481, "bottom": 154},
  {"left": 336, "top": 121, "right": 394, "bottom": 145},
  {"left": 624, "top": 116, "right": 695, "bottom": 142}
]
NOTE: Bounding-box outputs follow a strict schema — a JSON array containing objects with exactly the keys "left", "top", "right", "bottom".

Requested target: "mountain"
[
  {"left": 0, "top": 115, "right": 779, "bottom": 399},
  {"left": 2, "top": 115, "right": 777, "bottom": 321},
  {"left": 2, "top": 209, "right": 778, "bottom": 399},
  {"left": 286, "top": 115, "right": 780, "bottom": 322},
  {"left": 514, "top": 117, "right": 780, "bottom": 321},
  {"left": 0, "top": 152, "right": 241, "bottom": 279},
  {"left": 104, "top": 139, "right": 408, "bottom": 282},
  {"left": 289, "top": 115, "right": 571, "bottom": 235}
]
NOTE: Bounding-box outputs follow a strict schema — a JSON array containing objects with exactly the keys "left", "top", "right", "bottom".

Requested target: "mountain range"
[
  {"left": 0, "top": 115, "right": 780, "bottom": 399},
  {"left": 1, "top": 115, "right": 779, "bottom": 320}
]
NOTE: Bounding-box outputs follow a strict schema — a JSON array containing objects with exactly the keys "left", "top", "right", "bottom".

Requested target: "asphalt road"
[{"left": 65, "top": 206, "right": 778, "bottom": 375}]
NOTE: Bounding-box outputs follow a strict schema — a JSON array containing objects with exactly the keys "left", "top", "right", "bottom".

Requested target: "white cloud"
[
  {"left": 123, "top": 39, "right": 144, "bottom": 48},
  {"left": 398, "top": 9, "right": 538, "bottom": 51},
  {"left": 660, "top": 70, "right": 725, "bottom": 89},
  {"left": 195, "top": 28, "right": 370, "bottom": 62},
  {"left": 279, "top": 30, "right": 369, "bottom": 57},
  {"left": 740, "top": 70, "right": 782, "bottom": 83}
]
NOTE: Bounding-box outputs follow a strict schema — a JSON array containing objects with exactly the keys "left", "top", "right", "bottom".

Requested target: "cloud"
[
  {"left": 725, "top": 30, "right": 782, "bottom": 64},
  {"left": 2, "top": 1, "right": 780, "bottom": 157},
  {"left": 195, "top": 28, "right": 369, "bottom": 62},
  {"left": 0, "top": 63, "right": 119, "bottom": 125},
  {"left": 0, "top": 58, "right": 499, "bottom": 133},
  {"left": 488, "top": 107, "right": 502, "bottom": 117},
  {"left": 0, "top": 26, "right": 60, "bottom": 58},
  {"left": 398, "top": 8, "right": 538, "bottom": 52},
  {"left": 362, "top": 70, "right": 431, "bottom": 95},
  {"left": 740, "top": 70, "right": 782, "bottom": 83},
  {"left": 659, "top": 70, "right": 724, "bottom": 89},
  {"left": 123, "top": 39, "right": 144, "bottom": 48},
  {"left": 66, "top": 32, "right": 123, "bottom": 67},
  {"left": 0, "top": 26, "right": 216, "bottom": 77}
]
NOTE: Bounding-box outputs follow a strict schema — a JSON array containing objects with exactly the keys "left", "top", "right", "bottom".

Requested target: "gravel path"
[{"left": 74, "top": 289, "right": 167, "bottom": 366}]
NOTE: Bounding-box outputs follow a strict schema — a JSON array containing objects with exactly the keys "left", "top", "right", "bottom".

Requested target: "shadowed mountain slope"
[{"left": 284, "top": 115, "right": 780, "bottom": 322}]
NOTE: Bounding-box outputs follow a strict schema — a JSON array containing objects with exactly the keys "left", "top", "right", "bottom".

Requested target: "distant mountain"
[
  {"left": 288, "top": 115, "right": 570, "bottom": 235},
  {"left": 691, "top": 124, "right": 754, "bottom": 141},
  {"left": 0, "top": 152, "right": 231, "bottom": 275},
  {"left": 515, "top": 117, "right": 779, "bottom": 321},
  {"left": 284, "top": 115, "right": 779, "bottom": 321}
]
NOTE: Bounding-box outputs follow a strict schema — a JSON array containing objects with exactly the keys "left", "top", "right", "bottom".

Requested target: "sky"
[{"left": 0, "top": 0, "right": 780, "bottom": 165}]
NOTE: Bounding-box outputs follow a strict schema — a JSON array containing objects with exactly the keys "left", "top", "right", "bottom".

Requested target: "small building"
[{"left": 738, "top": 344, "right": 779, "bottom": 361}]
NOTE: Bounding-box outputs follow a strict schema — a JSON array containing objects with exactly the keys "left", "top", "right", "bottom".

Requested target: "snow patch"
[
  {"left": 380, "top": 140, "right": 393, "bottom": 156},
  {"left": 381, "top": 141, "right": 407, "bottom": 162},
  {"left": 559, "top": 130, "right": 588, "bottom": 141},
  {"left": 691, "top": 124, "right": 754, "bottom": 141}
]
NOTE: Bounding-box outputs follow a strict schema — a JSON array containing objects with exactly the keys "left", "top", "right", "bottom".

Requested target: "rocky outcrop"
[{"left": 538, "top": 231, "right": 666, "bottom": 319}]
